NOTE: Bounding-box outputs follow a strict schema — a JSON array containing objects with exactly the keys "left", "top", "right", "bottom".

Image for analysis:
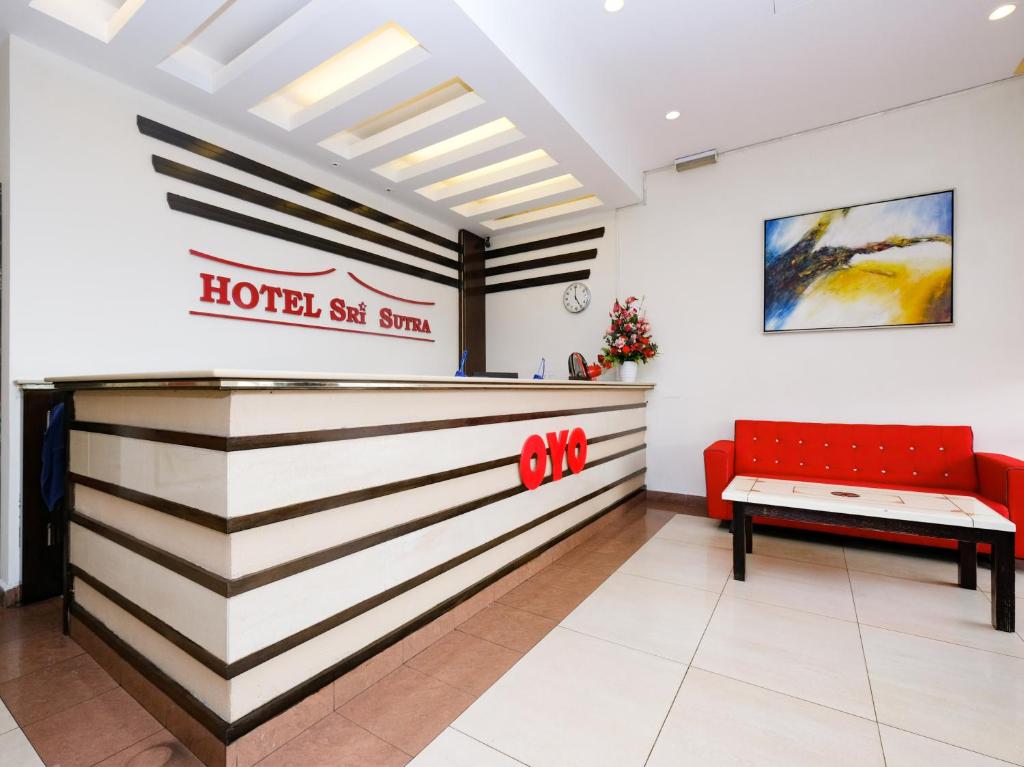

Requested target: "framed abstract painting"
[{"left": 763, "top": 190, "right": 954, "bottom": 332}]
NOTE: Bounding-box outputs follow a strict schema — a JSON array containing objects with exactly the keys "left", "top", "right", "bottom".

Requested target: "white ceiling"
[{"left": 0, "top": 0, "right": 1021, "bottom": 235}]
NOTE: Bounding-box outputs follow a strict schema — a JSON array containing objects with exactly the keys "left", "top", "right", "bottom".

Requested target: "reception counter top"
[{"left": 58, "top": 370, "right": 651, "bottom": 760}]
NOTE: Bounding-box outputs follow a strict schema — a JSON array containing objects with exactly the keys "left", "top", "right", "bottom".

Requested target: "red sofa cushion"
[{"left": 734, "top": 420, "right": 978, "bottom": 493}]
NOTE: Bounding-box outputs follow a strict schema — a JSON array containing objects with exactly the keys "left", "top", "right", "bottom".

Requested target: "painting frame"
[{"left": 762, "top": 189, "right": 955, "bottom": 334}]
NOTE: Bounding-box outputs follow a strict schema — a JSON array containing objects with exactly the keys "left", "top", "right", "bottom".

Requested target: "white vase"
[{"left": 619, "top": 360, "right": 639, "bottom": 383}]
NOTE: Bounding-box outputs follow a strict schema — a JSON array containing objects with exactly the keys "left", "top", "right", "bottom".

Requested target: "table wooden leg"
[
  {"left": 991, "top": 533, "right": 1015, "bottom": 632},
  {"left": 745, "top": 514, "right": 753, "bottom": 554},
  {"left": 733, "top": 504, "right": 746, "bottom": 581},
  {"left": 957, "top": 541, "right": 976, "bottom": 590}
]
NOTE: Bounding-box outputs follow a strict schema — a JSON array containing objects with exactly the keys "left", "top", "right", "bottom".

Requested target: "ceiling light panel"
[
  {"left": 482, "top": 195, "right": 603, "bottom": 231},
  {"left": 451, "top": 174, "right": 583, "bottom": 217},
  {"left": 319, "top": 79, "right": 483, "bottom": 160},
  {"left": 373, "top": 118, "right": 524, "bottom": 182},
  {"left": 416, "top": 150, "right": 558, "bottom": 201},
  {"left": 160, "top": 0, "right": 313, "bottom": 91},
  {"left": 250, "top": 22, "right": 430, "bottom": 131},
  {"left": 29, "top": 0, "right": 146, "bottom": 43}
]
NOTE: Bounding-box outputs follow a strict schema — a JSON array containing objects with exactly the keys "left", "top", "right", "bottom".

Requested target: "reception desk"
[{"left": 52, "top": 371, "right": 652, "bottom": 761}]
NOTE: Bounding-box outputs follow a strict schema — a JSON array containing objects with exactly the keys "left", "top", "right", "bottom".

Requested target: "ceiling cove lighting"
[
  {"left": 319, "top": 79, "right": 483, "bottom": 160},
  {"left": 451, "top": 174, "right": 583, "bottom": 218},
  {"left": 416, "top": 150, "right": 558, "bottom": 201},
  {"left": 29, "top": 0, "right": 147, "bottom": 43},
  {"left": 604, "top": 0, "right": 625, "bottom": 12},
  {"left": 250, "top": 22, "right": 429, "bottom": 130},
  {"left": 989, "top": 3, "right": 1016, "bottom": 19},
  {"left": 665, "top": 110, "right": 681, "bottom": 120},
  {"left": 482, "top": 195, "right": 603, "bottom": 231},
  {"left": 373, "top": 118, "right": 524, "bottom": 182}
]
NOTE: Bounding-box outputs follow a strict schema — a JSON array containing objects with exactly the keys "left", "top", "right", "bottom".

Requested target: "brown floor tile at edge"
[
  {"left": 229, "top": 684, "right": 334, "bottom": 767},
  {"left": 0, "top": 627, "right": 85, "bottom": 684},
  {"left": 95, "top": 728, "right": 204, "bottom": 767},
  {"left": 406, "top": 630, "right": 521, "bottom": 697},
  {"left": 0, "top": 599, "right": 63, "bottom": 645},
  {"left": 339, "top": 665, "right": 473, "bottom": 756},
  {"left": 525, "top": 562, "right": 612, "bottom": 595},
  {"left": 0, "top": 651, "right": 117, "bottom": 726},
  {"left": 23, "top": 687, "right": 162, "bottom": 767},
  {"left": 496, "top": 578, "right": 587, "bottom": 622},
  {"left": 255, "top": 713, "right": 409, "bottom": 767},
  {"left": 458, "top": 603, "right": 557, "bottom": 653}
]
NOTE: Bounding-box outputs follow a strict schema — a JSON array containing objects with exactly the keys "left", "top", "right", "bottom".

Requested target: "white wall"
[
  {"left": 488, "top": 76, "right": 1024, "bottom": 497},
  {"left": 0, "top": 39, "right": 460, "bottom": 590},
  {"left": 618, "top": 76, "right": 1024, "bottom": 495},
  {"left": 486, "top": 211, "right": 619, "bottom": 379}
]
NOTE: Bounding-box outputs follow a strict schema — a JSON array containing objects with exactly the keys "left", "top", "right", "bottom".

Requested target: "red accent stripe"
[
  {"left": 348, "top": 272, "right": 436, "bottom": 305},
  {"left": 189, "top": 249, "right": 336, "bottom": 277},
  {"left": 189, "top": 311, "right": 434, "bottom": 343}
]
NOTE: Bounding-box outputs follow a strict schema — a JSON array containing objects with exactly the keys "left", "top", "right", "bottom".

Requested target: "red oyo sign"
[{"left": 519, "top": 428, "right": 588, "bottom": 490}]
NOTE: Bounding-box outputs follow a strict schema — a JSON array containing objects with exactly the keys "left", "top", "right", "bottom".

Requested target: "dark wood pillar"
[{"left": 458, "top": 230, "right": 486, "bottom": 374}]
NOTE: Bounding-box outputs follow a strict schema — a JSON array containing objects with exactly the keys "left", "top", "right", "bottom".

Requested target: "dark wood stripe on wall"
[
  {"left": 154, "top": 157, "right": 457, "bottom": 271},
  {"left": 137, "top": 116, "right": 458, "bottom": 252},
  {"left": 484, "top": 249, "right": 597, "bottom": 278},
  {"left": 72, "top": 401, "right": 645, "bottom": 451},
  {"left": 71, "top": 426, "right": 646, "bottom": 534},
  {"left": 70, "top": 483, "right": 645, "bottom": 744},
  {"left": 71, "top": 445, "right": 646, "bottom": 597},
  {"left": 72, "top": 473, "right": 645, "bottom": 685},
  {"left": 485, "top": 269, "right": 591, "bottom": 294},
  {"left": 485, "top": 227, "right": 605, "bottom": 259},
  {"left": 167, "top": 194, "right": 458, "bottom": 288}
]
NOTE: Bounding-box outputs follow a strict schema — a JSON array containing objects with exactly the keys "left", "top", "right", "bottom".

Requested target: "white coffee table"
[{"left": 722, "top": 476, "right": 1016, "bottom": 632}]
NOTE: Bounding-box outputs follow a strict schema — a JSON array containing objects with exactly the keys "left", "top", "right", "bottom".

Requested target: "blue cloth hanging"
[{"left": 41, "top": 401, "right": 67, "bottom": 512}]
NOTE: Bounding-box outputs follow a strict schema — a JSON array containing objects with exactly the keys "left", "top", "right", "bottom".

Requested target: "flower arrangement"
[{"left": 598, "top": 296, "right": 658, "bottom": 369}]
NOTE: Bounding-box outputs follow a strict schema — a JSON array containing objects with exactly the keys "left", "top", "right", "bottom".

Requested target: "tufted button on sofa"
[{"left": 704, "top": 420, "right": 1024, "bottom": 558}]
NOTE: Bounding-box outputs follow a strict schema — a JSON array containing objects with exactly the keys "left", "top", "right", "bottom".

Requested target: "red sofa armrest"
[
  {"left": 976, "top": 452, "right": 1024, "bottom": 558},
  {"left": 704, "top": 439, "right": 736, "bottom": 520}
]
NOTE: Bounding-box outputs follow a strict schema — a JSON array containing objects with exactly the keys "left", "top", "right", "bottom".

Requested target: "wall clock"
[{"left": 562, "top": 282, "right": 591, "bottom": 314}]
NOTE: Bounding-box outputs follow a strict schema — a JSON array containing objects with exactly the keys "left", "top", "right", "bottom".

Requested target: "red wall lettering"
[{"left": 519, "top": 428, "right": 588, "bottom": 490}]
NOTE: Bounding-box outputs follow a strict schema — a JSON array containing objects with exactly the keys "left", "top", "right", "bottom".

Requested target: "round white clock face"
[{"left": 562, "top": 282, "right": 591, "bottom": 313}]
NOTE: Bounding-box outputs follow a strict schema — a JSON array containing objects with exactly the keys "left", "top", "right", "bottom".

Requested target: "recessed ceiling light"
[
  {"left": 989, "top": 3, "right": 1016, "bottom": 19},
  {"left": 604, "top": 0, "right": 624, "bottom": 12},
  {"left": 665, "top": 110, "right": 681, "bottom": 120}
]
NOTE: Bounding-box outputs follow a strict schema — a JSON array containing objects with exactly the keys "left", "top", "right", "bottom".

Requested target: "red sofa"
[{"left": 704, "top": 420, "right": 1024, "bottom": 559}]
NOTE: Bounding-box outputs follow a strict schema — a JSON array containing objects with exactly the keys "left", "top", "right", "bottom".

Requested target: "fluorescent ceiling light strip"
[
  {"left": 373, "top": 118, "right": 523, "bottom": 182},
  {"left": 482, "top": 195, "right": 603, "bottom": 231},
  {"left": 416, "top": 150, "right": 557, "bottom": 201},
  {"left": 451, "top": 174, "right": 582, "bottom": 217},
  {"left": 319, "top": 79, "right": 484, "bottom": 159},
  {"left": 250, "top": 22, "right": 427, "bottom": 129}
]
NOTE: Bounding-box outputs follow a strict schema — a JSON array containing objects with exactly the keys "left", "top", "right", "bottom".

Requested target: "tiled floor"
[
  {"left": 3, "top": 505, "right": 1022, "bottom": 766},
  {"left": 415, "top": 513, "right": 1024, "bottom": 767}
]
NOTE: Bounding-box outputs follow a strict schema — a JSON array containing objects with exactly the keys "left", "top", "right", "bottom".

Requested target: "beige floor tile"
[
  {"left": 647, "top": 668, "right": 884, "bottom": 767},
  {"left": 455, "top": 627, "right": 685, "bottom": 767},
  {"left": 862, "top": 626, "right": 1024, "bottom": 764},
  {"left": 562, "top": 572, "right": 718, "bottom": 663},
  {"left": 410, "top": 728, "right": 522, "bottom": 766},
  {"left": 978, "top": 560, "right": 1024, "bottom": 595},
  {"left": 879, "top": 725, "right": 1015, "bottom": 766},
  {"left": 619, "top": 538, "right": 733, "bottom": 593},
  {"left": 0, "top": 728, "right": 44, "bottom": 767},
  {"left": 844, "top": 545, "right": 959, "bottom": 585},
  {"left": 724, "top": 554, "right": 857, "bottom": 621},
  {"left": 850, "top": 570, "right": 1024, "bottom": 657},
  {"left": 0, "top": 698, "right": 16, "bottom": 735},
  {"left": 693, "top": 596, "right": 875, "bottom": 719},
  {"left": 654, "top": 515, "right": 732, "bottom": 549}
]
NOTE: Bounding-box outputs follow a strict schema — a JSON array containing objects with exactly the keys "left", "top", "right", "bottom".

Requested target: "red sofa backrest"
[{"left": 734, "top": 420, "right": 978, "bottom": 492}]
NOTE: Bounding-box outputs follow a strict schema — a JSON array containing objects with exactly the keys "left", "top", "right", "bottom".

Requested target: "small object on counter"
[
  {"left": 586, "top": 363, "right": 602, "bottom": 380},
  {"left": 469, "top": 371, "right": 519, "bottom": 378},
  {"left": 568, "top": 352, "right": 591, "bottom": 381},
  {"left": 533, "top": 358, "right": 546, "bottom": 380},
  {"left": 454, "top": 349, "right": 468, "bottom": 377}
]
